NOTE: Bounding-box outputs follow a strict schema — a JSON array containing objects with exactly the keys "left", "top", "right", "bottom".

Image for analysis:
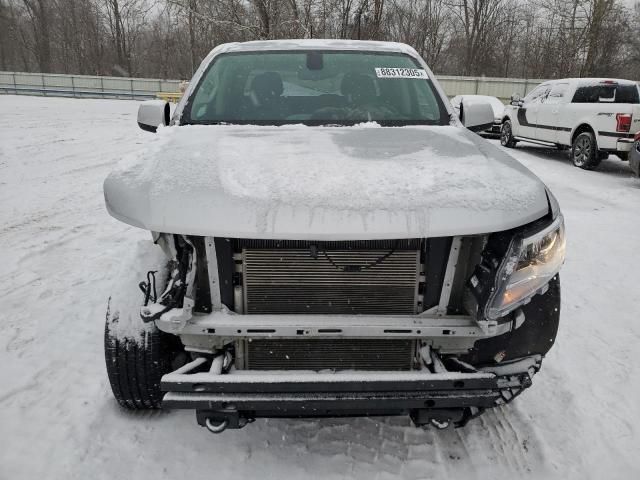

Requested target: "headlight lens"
[{"left": 485, "top": 214, "right": 565, "bottom": 320}]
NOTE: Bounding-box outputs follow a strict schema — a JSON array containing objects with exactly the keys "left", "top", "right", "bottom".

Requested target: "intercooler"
[{"left": 241, "top": 242, "right": 422, "bottom": 315}]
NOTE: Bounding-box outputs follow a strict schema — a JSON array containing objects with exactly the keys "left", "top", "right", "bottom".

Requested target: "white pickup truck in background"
[{"left": 500, "top": 78, "right": 640, "bottom": 170}]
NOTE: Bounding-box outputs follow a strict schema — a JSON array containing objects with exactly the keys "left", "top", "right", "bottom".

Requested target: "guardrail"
[
  {"left": 1, "top": 71, "right": 544, "bottom": 102},
  {"left": 0, "top": 71, "right": 181, "bottom": 100},
  {"left": 8, "top": 71, "right": 639, "bottom": 103}
]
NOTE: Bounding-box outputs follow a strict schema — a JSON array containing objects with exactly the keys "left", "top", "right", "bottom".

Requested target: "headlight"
[
  {"left": 465, "top": 213, "right": 565, "bottom": 321},
  {"left": 486, "top": 214, "right": 565, "bottom": 319}
]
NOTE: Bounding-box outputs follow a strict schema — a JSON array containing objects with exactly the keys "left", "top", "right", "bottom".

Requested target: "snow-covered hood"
[{"left": 103, "top": 124, "right": 549, "bottom": 239}]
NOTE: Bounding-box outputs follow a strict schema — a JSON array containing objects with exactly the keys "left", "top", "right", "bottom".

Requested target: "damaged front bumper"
[{"left": 160, "top": 354, "right": 542, "bottom": 432}]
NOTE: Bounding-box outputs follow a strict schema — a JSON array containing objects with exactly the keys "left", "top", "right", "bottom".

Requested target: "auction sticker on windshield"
[{"left": 375, "top": 68, "right": 428, "bottom": 79}]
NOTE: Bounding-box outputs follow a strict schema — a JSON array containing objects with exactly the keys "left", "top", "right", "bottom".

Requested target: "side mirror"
[
  {"left": 137, "top": 100, "right": 170, "bottom": 133},
  {"left": 510, "top": 93, "right": 522, "bottom": 106},
  {"left": 460, "top": 100, "right": 494, "bottom": 132}
]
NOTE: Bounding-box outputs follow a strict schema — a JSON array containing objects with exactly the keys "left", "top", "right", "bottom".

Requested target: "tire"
[
  {"left": 617, "top": 152, "right": 628, "bottom": 161},
  {"left": 571, "top": 131, "right": 601, "bottom": 170},
  {"left": 104, "top": 299, "right": 182, "bottom": 410},
  {"left": 500, "top": 120, "right": 517, "bottom": 148}
]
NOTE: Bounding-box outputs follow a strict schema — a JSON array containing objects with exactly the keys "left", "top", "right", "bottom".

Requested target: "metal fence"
[
  {"left": 437, "top": 75, "right": 547, "bottom": 100},
  {"left": 0, "top": 70, "right": 548, "bottom": 102},
  {"left": 0, "top": 71, "right": 181, "bottom": 100}
]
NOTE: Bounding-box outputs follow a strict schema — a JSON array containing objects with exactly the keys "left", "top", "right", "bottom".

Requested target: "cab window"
[
  {"left": 524, "top": 85, "right": 550, "bottom": 105},
  {"left": 571, "top": 84, "right": 640, "bottom": 104},
  {"left": 544, "top": 83, "right": 569, "bottom": 105}
]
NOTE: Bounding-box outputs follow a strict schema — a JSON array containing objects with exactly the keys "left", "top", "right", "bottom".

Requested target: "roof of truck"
[
  {"left": 547, "top": 78, "right": 639, "bottom": 86},
  {"left": 210, "top": 39, "right": 419, "bottom": 56}
]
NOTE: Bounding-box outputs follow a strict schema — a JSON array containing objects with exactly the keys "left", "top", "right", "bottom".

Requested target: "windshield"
[{"left": 184, "top": 51, "right": 449, "bottom": 126}]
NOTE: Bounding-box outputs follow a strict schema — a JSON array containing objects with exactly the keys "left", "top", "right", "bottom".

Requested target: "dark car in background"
[{"left": 630, "top": 131, "right": 640, "bottom": 177}]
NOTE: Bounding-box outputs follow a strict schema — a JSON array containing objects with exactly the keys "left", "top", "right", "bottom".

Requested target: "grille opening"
[
  {"left": 207, "top": 236, "right": 487, "bottom": 315},
  {"left": 242, "top": 338, "right": 416, "bottom": 371}
]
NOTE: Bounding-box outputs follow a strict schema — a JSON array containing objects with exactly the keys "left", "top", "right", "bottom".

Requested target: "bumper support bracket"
[{"left": 161, "top": 355, "right": 541, "bottom": 431}]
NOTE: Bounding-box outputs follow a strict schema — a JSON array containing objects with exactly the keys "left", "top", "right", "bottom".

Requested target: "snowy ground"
[{"left": 1, "top": 95, "right": 639, "bottom": 479}]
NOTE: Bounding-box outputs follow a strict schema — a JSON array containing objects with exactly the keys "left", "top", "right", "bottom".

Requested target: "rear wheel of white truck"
[
  {"left": 104, "top": 298, "right": 183, "bottom": 410},
  {"left": 571, "top": 131, "right": 601, "bottom": 170}
]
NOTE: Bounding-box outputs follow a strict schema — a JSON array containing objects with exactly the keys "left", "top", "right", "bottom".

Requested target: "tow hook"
[
  {"left": 410, "top": 408, "right": 464, "bottom": 430},
  {"left": 429, "top": 418, "right": 450, "bottom": 430},
  {"left": 205, "top": 418, "right": 229, "bottom": 434},
  {"left": 197, "top": 410, "right": 255, "bottom": 434}
]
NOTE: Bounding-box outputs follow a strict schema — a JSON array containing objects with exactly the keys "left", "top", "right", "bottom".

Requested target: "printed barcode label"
[{"left": 375, "top": 68, "right": 428, "bottom": 79}]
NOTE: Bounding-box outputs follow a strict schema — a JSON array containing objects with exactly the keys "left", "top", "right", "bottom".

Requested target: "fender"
[
  {"left": 517, "top": 107, "right": 531, "bottom": 127},
  {"left": 569, "top": 118, "right": 599, "bottom": 145},
  {"left": 503, "top": 106, "right": 520, "bottom": 134}
]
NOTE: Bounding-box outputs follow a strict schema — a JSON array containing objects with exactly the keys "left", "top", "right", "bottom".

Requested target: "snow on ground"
[{"left": 1, "top": 95, "right": 639, "bottom": 479}]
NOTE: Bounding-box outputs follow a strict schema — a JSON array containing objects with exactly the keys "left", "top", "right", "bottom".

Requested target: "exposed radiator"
[
  {"left": 241, "top": 339, "right": 416, "bottom": 371},
  {"left": 242, "top": 248, "right": 421, "bottom": 315}
]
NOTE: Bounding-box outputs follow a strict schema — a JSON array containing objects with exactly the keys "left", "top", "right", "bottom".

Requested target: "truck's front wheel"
[
  {"left": 571, "top": 132, "right": 601, "bottom": 170},
  {"left": 500, "top": 120, "right": 517, "bottom": 148},
  {"left": 104, "top": 300, "right": 182, "bottom": 409}
]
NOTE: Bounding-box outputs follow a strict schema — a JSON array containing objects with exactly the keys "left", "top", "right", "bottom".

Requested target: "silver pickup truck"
[{"left": 103, "top": 40, "right": 565, "bottom": 433}]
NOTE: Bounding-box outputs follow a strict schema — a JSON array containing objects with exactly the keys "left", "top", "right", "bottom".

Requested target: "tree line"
[{"left": 1, "top": 0, "right": 639, "bottom": 81}]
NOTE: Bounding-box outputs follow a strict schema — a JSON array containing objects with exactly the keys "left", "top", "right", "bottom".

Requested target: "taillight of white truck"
[{"left": 616, "top": 113, "right": 632, "bottom": 132}]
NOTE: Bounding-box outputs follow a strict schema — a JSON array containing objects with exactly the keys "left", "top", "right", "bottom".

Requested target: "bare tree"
[
  {"left": 0, "top": 0, "right": 638, "bottom": 80},
  {"left": 446, "top": 0, "right": 511, "bottom": 75},
  {"left": 20, "top": 0, "right": 52, "bottom": 71},
  {"left": 103, "top": 0, "right": 151, "bottom": 75},
  {"left": 582, "top": 0, "right": 616, "bottom": 75},
  {"left": 387, "top": 0, "right": 451, "bottom": 71}
]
